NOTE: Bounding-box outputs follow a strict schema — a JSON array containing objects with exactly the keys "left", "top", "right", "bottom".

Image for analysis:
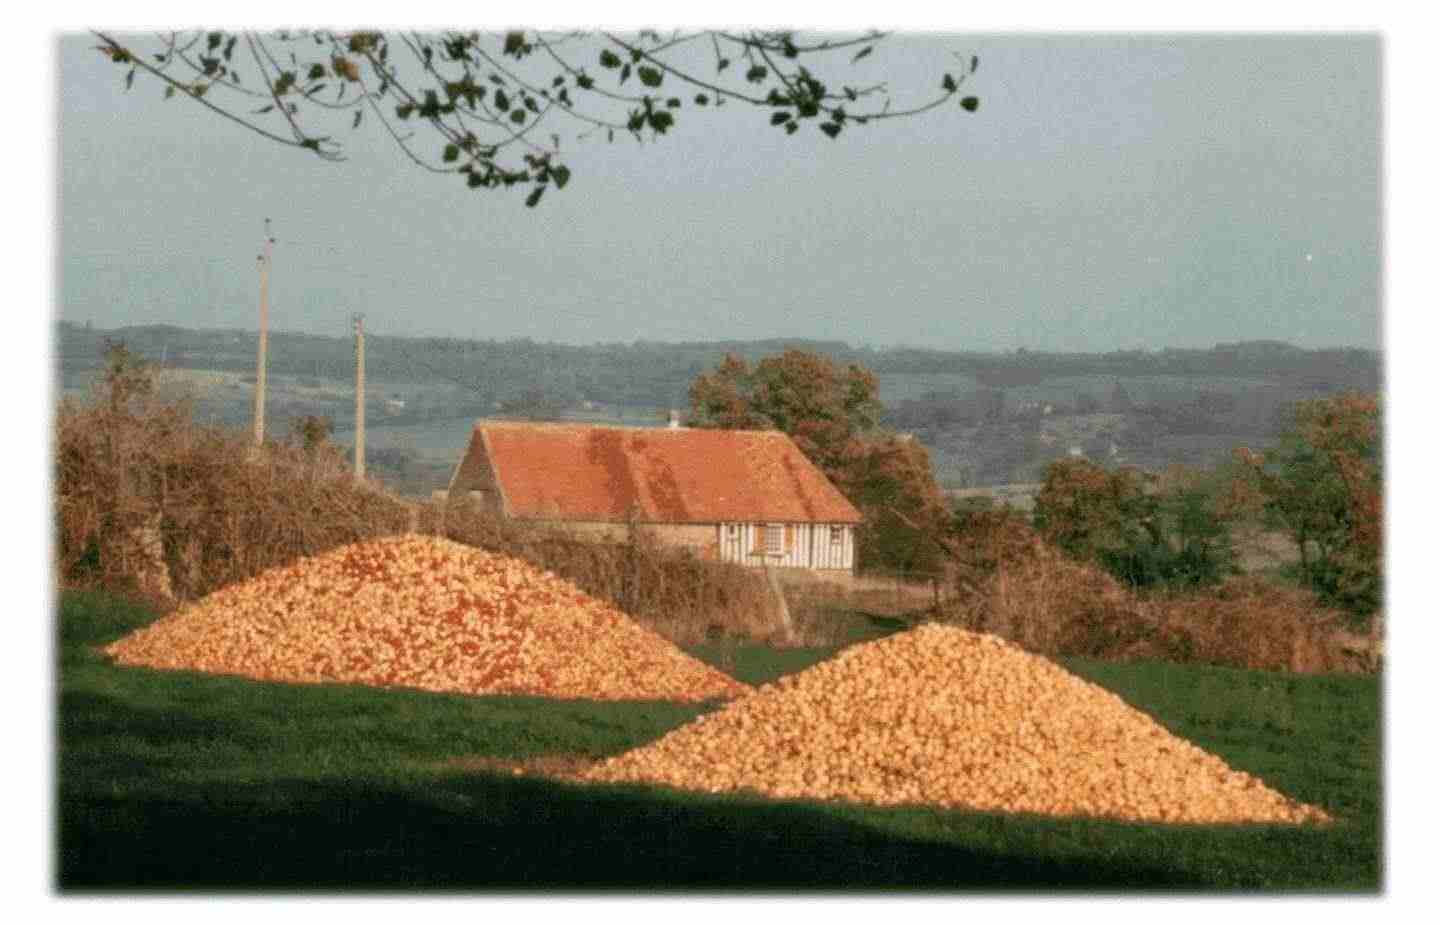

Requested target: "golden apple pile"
[
  {"left": 583, "top": 624, "right": 1330, "bottom": 826},
  {"left": 102, "top": 534, "right": 750, "bottom": 703}
]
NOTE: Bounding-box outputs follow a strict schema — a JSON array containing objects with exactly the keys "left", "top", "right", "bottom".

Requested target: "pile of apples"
[
  {"left": 104, "top": 534, "right": 750, "bottom": 703},
  {"left": 583, "top": 624, "right": 1331, "bottom": 826}
]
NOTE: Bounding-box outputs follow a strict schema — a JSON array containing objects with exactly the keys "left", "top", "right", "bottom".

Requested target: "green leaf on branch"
[
  {"left": 746, "top": 65, "right": 767, "bottom": 83},
  {"left": 960, "top": 96, "right": 979, "bottom": 112},
  {"left": 820, "top": 122, "right": 842, "bottom": 139},
  {"left": 443, "top": 143, "right": 459, "bottom": 163},
  {"left": 852, "top": 46, "right": 873, "bottom": 63},
  {"left": 551, "top": 164, "right": 571, "bottom": 189},
  {"left": 599, "top": 49, "right": 621, "bottom": 69},
  {"left": 942, "top": 73, "right": 957, "bottom": 92},
  {"left": 525, "top": 186, "right": 545, "bottom": 208},
  {"left": 638, "top": 66, "right": 663, "bottom": 87},
  {"left": 770, "top": 111, "right": 791, "bottom": 125}
]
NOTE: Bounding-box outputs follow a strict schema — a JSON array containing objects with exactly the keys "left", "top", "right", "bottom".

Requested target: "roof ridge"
[
  {"left": 473, "top": 419, "right": 784, "bottom": 436},
  {"left": 469, "top": 421, "right": 863, "bottom": 524}
]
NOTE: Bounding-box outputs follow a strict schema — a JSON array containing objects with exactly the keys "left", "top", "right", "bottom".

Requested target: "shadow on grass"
[
  {"left": 58, "top": 690, "right": 1213, "bottom": 893},
  {"left": 60, "top": 770, "right": 1209, "bottom": 892},
  {"left": 57, "top": 586, "right": 1378, "bottom": 894}
]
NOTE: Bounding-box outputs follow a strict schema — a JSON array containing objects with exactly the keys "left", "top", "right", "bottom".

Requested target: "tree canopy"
[
  {"left": 1232, "top": 392, "right": 1381, "bottom": 617},
  {"left": 687, "top": 349, "right": 949, "bottom": 574},
  {"left": 93, "top": 29, "right": 980, "bottom": 207},
  {"left": 1033, "top": 457, "right": 1241, "bottom": 590}
]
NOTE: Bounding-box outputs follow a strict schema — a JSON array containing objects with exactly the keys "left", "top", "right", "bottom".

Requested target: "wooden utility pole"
[
  {"left": 353, "top": 313, "right": 366, "bottom": 482},
  {"left": 252, "top": 219, "right": 274, "bottom": 446}
]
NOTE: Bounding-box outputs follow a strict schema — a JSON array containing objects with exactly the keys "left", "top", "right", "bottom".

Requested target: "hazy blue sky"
[{"left": 56, "top": 31, "right": 1381, "bottom": 352}]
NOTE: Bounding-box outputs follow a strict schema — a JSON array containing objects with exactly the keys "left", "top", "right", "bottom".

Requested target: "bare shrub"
[
  {"left": 944, "top": 542, "right": 1162, "bottom": 659},
  {"left": 1147, "top": 579, "right": 1356, "bottom": 674},
  {"left": 416, "top": 502, "right": 782, "bottom": 646},
  {"left": 940, "top": 540, "right": 1367, "bottom": 674},
  {"left": 778, "top": 572, "right": 941, "bottom": 647},
  {"left": 949, "top": 507, "right": 1045, "bottom": 592},
  {"left": 54, "top": 347, "right": 777, "bottom": 645},
  {"left": 55, "top": 376, "right": 410, "bottom": 606}
]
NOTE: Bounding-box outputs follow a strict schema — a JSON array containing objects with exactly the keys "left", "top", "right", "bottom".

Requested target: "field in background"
[{"left": 57, "top": 589, "right": 1380, "bottom": 891}]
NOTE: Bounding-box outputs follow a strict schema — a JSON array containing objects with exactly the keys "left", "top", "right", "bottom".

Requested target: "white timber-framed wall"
[{"left": 716, "top": 521, "right": 854, "bottom": 572}]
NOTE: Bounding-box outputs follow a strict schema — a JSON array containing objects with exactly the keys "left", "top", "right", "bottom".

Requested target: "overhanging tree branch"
[{"left": 94, "top": 28, "right": 983, "bottom": 203}]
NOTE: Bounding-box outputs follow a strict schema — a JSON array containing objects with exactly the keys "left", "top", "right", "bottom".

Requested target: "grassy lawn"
[{"left": 56, "top": 590, "right": 1380, "bottom": 892}]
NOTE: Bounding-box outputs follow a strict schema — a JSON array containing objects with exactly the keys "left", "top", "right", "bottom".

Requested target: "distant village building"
[{"left": 443, "top": 421, "right": 862, "bottom": 573}]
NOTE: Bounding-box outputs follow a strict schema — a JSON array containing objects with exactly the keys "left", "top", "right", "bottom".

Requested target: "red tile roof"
[{"left": 472, "top": 422, "right": 862, "bottom": 524}]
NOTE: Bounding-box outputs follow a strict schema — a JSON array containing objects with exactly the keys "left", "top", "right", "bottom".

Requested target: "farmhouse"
[{"left": 443, "top": 420, "right": 862, "bottom": 574}]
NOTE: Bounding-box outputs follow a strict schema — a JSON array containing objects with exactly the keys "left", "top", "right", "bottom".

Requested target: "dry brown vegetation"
[
  {"left": 56, "top": 348, "right": 1378, "bottom": 673},
  {"left": 414, "top": 503, "right": 786, "bottom": 646},
  {"left": 55, "top": 349, "right": 786, "bottom": 648},
  {"left": 55, "top": 386, "right": 412, "bottom": 608},
  {"left": 940, "top": 520, "right": 1373, "bottom": 673}
]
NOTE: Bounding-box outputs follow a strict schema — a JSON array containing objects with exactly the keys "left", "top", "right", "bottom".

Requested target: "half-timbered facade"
[{"left": 444, "top": 421, "right": 862, "bottom": 574}]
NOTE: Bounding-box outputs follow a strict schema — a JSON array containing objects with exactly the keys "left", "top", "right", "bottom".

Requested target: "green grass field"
[{"left": 56, "top": 589, "right": 1381, "bottom": 892}]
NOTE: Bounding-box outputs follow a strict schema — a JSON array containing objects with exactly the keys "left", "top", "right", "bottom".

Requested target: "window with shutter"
[{"left": 764, "top": 523, "right": 784, "bottom": 556}]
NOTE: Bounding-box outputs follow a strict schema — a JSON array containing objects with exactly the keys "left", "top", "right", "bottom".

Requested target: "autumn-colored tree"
[
  {"left": 842, "top": 434, "right": 951, "bottom": 575},
  {"left": 101, "top": 339, "right": 155, "bottom": 413},
  {"left": 1033, "top": 458, "right": 1157, "bottom": 561},
  {"left": 1233, "top": 393, "right": 1381, "bottom": 617},
  {"left": 290, "top": 414, "right": 335, "bottom": 453},
  {"left": 687, "top": 353, "right": 770, "bottom": 430},
  {"left": 1154, "top": 465, "right": 1241, "bottom": 586},
  {"left": 947, "top": 504, "right": 1041, "bottom": 594},
  {"left": 688, "top": 350, "right": 945, "bottom": 573},
  {"left": 1033, "top": 457, "right": 1238, "bottom": 589}
]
